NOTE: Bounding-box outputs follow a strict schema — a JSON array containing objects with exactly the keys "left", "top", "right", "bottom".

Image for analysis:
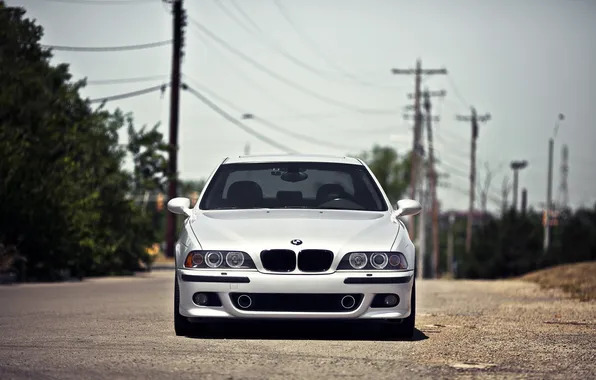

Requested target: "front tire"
[
  {"left": 387, "top": 278, "right": 416, "bottom": 340},
  {"left": 174, "top": 276, "right": 194, "bottom": 336}
]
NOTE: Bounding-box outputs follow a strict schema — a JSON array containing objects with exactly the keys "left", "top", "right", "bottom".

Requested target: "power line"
[
  {"left": 272, "top": 0, "right": 392, "bottom": 89},
  {"left": 242, "top": 115, "right": 359, "bottom": 152},
  {"left": 446, "top": 74, "right": 470, "bottom": 108},
  {"left": 213, "top": 0, "right": 334, "bottom": 80},
  {"left": 188, "top": 17, "right": 396, "bottom": 115},
  {"left": 392, "top": 60, "right": 447, "bottom": 245},
  {"left": 182, "top": 78, "right": 358, "bottom": 152},
  {"left": 437, "top": 161, "right": 471, "bottom": 181},
  {"left": 182, "top": 76, "right": 244, "bottom": 113},
  {"left": 421, "top": 88, "right": 472, "bottom": 168},
  {"left": 89, "top": 84, "right": 168, "bottom": 103},
  {"left": 187, "top": 33, "right": 317, "bottom": 116},
  {"left": 41, "top": 0, "right": 155, "bottom": 4},
  {"left": 188, "top": 72, "right": 394, "bottom": 124},
  {"left": 85, "top": 75, "right": 169, "bottom": 86},
  {"left": 42, "top": 40, "right": 171, "bottom": 52},
  {"left": 188, "top": 33, "right": 392, "bottom": 137},
  {"left": 182, "top": 85, "right": 298, "bottom": 153},
  {"left": 220, "top": 0, "right": 397, "bottom": 91},
  {"left": 446, "top": 183, "right": 501, "bottom": 209}
]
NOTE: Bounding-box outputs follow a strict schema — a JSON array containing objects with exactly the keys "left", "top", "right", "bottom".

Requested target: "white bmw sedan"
[{"left": 168, "top": 154, "right": 421, "bottom": 338}]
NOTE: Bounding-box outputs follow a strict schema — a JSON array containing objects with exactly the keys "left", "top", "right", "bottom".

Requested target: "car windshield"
[{"left": 199, "top": 162, "right": 387, "bottom": 211}]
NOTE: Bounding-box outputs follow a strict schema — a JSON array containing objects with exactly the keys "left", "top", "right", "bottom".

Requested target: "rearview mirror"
[
  {"left": 394, "top": 199, "right": 422, "bottom": 217},
  {"left": 167, "top": 197, "right": 192, "bottom": 217}
]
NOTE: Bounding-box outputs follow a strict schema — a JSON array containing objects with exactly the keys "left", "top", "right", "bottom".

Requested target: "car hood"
[{"left": 189, "top": 209, "right": 399, "bottom": 253}]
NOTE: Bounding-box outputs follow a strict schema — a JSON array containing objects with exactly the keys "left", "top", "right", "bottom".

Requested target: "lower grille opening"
[
  {"left": 229, "top": 293, "right": 363, "bottom": 312},
  {"left": 260, "top": 249, "right": 296, "bottom": 272},
  {"left": 370, "top": 293, "right": 400, "bottom": 308},
  {"left": 297, "top": 249, "right": 334, "bottom": 272},
  {"left": 192, "top": 292, "right": 222, "bottom": 307}
]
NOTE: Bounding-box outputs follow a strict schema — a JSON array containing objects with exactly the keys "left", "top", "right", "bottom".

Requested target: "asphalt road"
[{"left": 1, "top": 271, "right": 594, "bottom": 380}]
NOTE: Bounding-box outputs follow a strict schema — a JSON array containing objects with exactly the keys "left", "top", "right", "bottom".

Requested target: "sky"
[{"left": 8, "top": 0, "right": 596, "bottom": 213}]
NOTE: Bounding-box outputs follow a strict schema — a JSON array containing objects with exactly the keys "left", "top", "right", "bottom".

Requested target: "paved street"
[{"left": 0, "top": 271, "right": 594, "bottom": 379}]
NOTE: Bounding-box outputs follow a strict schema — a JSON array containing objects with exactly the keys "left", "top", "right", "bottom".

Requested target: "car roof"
[{"left": 222, "top": 154, "right": 363, "bottom": 165}]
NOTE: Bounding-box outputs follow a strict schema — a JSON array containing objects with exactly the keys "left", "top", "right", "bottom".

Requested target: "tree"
[
  {"left": 456, "top": 204, "right": 596, "bottom": 279},
  {"left": 127, "top": 121, "right": 169, "bottom": 196},
  {"left": 355, "top": 145, "right": 411, "bottom": 204},
  {"left": 0, "top": 3, "right": 162, "bottom": 280}
]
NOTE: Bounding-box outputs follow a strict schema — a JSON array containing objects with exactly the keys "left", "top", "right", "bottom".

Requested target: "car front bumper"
[{"left": 177, "top": 268, "right": 415, "bottom": 320}]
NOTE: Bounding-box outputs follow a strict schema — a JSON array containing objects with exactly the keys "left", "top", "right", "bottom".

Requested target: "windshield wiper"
[{"left": 209, "top": 207, "right": 268, "bottom": 210}]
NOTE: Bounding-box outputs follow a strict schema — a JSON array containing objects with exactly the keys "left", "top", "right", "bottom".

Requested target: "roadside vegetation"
[
  {"left": 521, "top": 261, "right": 596, "bottom": 302},
  {"left": 0, "top": 3, "right": 169, "bottom": 281},
  {"left": 1, "top": 2, "right": 594, "bottom": 283}
]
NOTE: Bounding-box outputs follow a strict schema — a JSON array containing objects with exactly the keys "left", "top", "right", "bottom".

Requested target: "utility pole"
[
  {"left": 544, "top": 113, "right": 564, "bottom": 253},
  {"left": 392, "top": 60, "right": 447, "bottom": 242},
  {"left": 557, "top": 144, "right": 569, "bottom": 210},
  {"left": 244, "top": 142, "right": 251, "bottom": 155},
  {"left": 501, "top": 176, "right": 511, "bottom": 215},
  {"left": 165, "top": 0, "right": 184, "bottom": 258},
  {"left": 422, "top": 89, "right": 446, "bottom": 278},
  {"left": 417, "top": 170, "right": 427, "bottom": 279},
  {"left": 456, "top": 108, "right": 491, "bottom": 254},
  {"left": 521, "top": 188, "right": 528, "bottom": 216},
  {"left": 447, "top": 212, "right": 455, "bottom": 277},
  {"left": 510, "top": 160, "right": 529, "bottom": 211}
]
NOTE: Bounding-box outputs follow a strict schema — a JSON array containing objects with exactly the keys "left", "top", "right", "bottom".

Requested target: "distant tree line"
[{"left": 456, "top": 207, "right": 596, "bottom": 279}]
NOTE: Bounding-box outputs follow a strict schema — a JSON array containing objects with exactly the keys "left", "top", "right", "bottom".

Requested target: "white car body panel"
[
  {"left": 178, "top": 270, "right": 414, "bottom": 320},
  {"left": 174, "top": 154, "right": 418, "bottom": 321}
]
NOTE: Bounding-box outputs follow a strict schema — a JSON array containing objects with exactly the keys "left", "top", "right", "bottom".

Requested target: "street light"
[{"left": 510, "top": 160, "right": 528, "bottom": 211}]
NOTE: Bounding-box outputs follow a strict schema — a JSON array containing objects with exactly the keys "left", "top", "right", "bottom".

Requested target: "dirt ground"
[{"left": 0, "top": 271, "right": 594, "bottom": 379}]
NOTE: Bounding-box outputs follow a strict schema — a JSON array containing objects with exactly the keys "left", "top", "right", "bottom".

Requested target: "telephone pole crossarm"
[{"left": 404, "top": 113, "right": 439, "bottom": 122}]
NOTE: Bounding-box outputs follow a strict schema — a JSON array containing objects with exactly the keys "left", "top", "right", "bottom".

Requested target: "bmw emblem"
[{"left": 291, "top": 239, "right": 303, "bottom": 246}]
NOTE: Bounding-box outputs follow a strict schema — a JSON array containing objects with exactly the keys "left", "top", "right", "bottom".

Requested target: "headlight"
[
  {"left": 348, "top": 252, "right": 368, "bottom": 269},
  {"left": 183, "top": 250, "right": 255, "bottom": 269},
  {"left": 225, "top": 251, "right": 245, "bottom": 268},
  {"left": 370, "top": 252, "right": 388, "bottom": 269},
  {"left": 205, "top": 251, "right": 223, "bottom": 268},
  {"left": 338, "top": 252, "right": 408, "bottom": 270}
]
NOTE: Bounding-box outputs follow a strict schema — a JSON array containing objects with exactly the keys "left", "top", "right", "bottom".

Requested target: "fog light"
[
  {"left": 383, "top": 294, "right": 399, "bottom": 307},
  {"left": 193, "top": 293, "right": 209, "bottom": 306}
]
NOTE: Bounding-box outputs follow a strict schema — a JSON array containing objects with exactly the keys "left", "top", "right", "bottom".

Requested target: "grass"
[{"left": 520, "top": 261, "right": 596, "bottom": 302}]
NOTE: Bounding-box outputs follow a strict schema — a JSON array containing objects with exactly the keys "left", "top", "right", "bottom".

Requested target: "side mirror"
[
  {"left": 394, "top": 199, "right": 422, "bottom": 217},
  {"left": 167, "top": 197, "right": 192, "bottom": 217}
]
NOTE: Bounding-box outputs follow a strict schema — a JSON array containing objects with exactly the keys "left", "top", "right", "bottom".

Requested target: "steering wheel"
[{"left": 317, "top": 192, "right": 363, "bottom": 208}]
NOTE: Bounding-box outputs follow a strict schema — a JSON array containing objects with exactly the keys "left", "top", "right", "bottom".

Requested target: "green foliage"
[
  {"left": 455, "top": 205, "right": 596, "bottom": 279},
  {"left": 354, "top": 145, "right": 412, "bottom": 204},
  {"left": 0, "top": 3, "right": 166, "bottom": 280},
  {"left": 128, "top": 121, "right": 169, "bottom": 194}
]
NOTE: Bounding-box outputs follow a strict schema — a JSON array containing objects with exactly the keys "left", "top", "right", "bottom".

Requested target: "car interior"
[{"left": 223, "top": 180, "right": 364, "bottom": 210}]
